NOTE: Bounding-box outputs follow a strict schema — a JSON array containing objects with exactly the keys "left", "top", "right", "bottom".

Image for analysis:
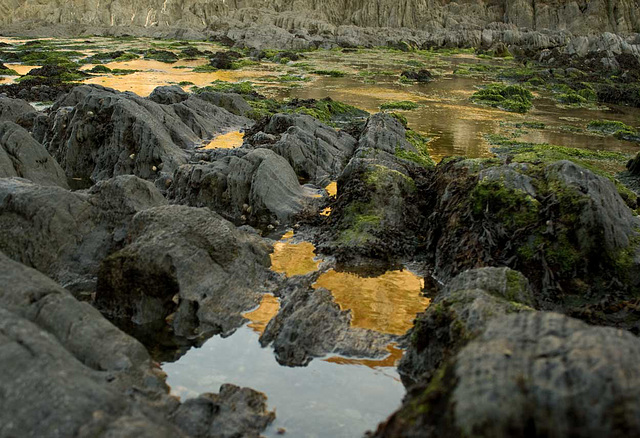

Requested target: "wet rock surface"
[
  {"left": 37, "top": 85, "right": 251, "bottom": 183},
  {"left": 0, "top": 121, "right": 69, "bottom": 187},
  {"left": 0, "top": 175, "right": 166, "bottom": 294},
  {"left": 260, "top": 275, "right": 395, "bottom": 367},
  {"left": 96, "top": 205, "right": 273, "bottom": 339},
  {"left": 373, "top": 312, "right": 640, "bottom": 438}
]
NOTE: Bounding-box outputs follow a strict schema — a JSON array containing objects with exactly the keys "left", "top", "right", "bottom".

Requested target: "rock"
[
  {"left": 0, "top": 175, "right": 166, "bottom": 293},
  {"left": 38, "top": 85, "right": 251, "bottom": 182},
  {"left": 0, "top": 95, "right": 36, "bottom": 123},
  {"left": 248, "top": 113, "right": 357, "bottom": 185},
  {"left": 399, "top": 267, "right": 534, "bottom": 386},
  {"left": 421, "top": 157, "right": 640, "bottom": 327},
  {"left": 401, "top": 69, "right": 434, "bottom": 82},
  {"left": 209, "top": 51, "right": 243, "bottom": 69},
  {"left": 168, "top": 148, "right": 319, "bottom": 225},
  {"left": 149, "top": 85, "right": 189, "bottom": 105},
  {"left": 196, "top": 91, "right": 254, "bottom": 117},
  {"left": 0, "top": 121, "right": 69, "bottom": 187},
  {"left": 316, "top": 113, "right": 432, "bottom": 266},
  {"left": 170, "top": 384, "right": 275, "bottom": 438},
  {"left": 260, "top": 277, "right": 394, "bottom": 366},
  {"left": 373, "top": 312, "right": 640, "bottom": 437},
  {"left": 96, "top": 205, "right": 272, "bottom": 338}
]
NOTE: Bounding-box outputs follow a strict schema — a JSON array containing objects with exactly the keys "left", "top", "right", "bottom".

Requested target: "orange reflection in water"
[
  {"left": 81, "top": 59, "right": 266, "bottom": 96},
  {"left": 270, "top": 230, "right": 321, "bottom": 277},
  {"left": 203, "top": 131, "right": 244, "bottom": 149},
  {"left": 313, "top": 269, "right": 429, "bottom": 335},
  {"left": 243, "top": 294, "right": 280, "bottom": 334},
  {"left": 325, "top": 181, "right": 337, "bottom": 197},
  {"left": 324, "top": 343, "right": 404, "bottom": 369}
]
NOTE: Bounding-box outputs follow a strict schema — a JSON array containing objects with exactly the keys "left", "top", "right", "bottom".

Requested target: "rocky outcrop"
[
  {"left": 37, "top": 85, "right": 251, "bottom": 183},
  {"left": 246, "top": 113, "right": 357, "bottom": 186},
  {"left": 317, "top": 113, "right": 432, "bottom": 266},
  {"left": 0, "top": 253, "right": 275, "bottom": 438},
  {"left": 0, "top": 95, "right": 36, "bottom": 124},
  {"left": 0, "top": 0, "right": 638, "bottom": 37},
  {"left": 170, "top": 384, "right": 275, "bottom": 438},
  {"left": 96, "top": 205, "right": 273, "bottom": 339},
  {"left": 168, "top": 148, "right": 319, "bottom": 225},
  {"left": 420, "top": 157, "right": 640, "bottom": 329},
  {"left": 373, "top": 312, "right": 640, "bottom": 438},
  {"left": 399, "top": 267, "right": 534, "bottom": 386},
  {"left": 0, "top": 121, "right": 69, "bottom": 187},
  {"left": 0, "top": 175, "right": 167, "bottom": 294},
  {"left": 260, "top": 275, "right": 394, "bottom": 366}
]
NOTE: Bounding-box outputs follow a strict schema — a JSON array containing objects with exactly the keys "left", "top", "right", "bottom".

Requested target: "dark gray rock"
[
  {"left": 252, "top": 113, "right": 357, "bottom": 185},
  {"left": 373, "top": 312, "right": 640, "bottom": 438},
  {"left": 168, "top": 148, "right": 319, "bottom": 225},
  {"left": 260, "top": 277, "right": 394, "bottom": 366},
  {"left": 0, "top": 121, "right": 69, "bottom": 187},
  {"left": 0, "top": 95, "right": 36, "bottom": 123},
  {"left": 399, "top": 267, "right": 534, "bottom": 386},
  {"left": 0, "top": 175, "right": 166, "bottom": 293},
  {"left": 149, "top": 85, "right": 189, "bottom": 105},
  {"left": 39, "top": 85, "right": 251, "bottom": 182},
  {"left": 170, "top": 384, "right": 275, "bottom": 438},
  {"left": 96, "top": 205, "right": 273, "bottom": 339},
  {"left": 196, "top": 91, "right": 253, "bottom": 117}
]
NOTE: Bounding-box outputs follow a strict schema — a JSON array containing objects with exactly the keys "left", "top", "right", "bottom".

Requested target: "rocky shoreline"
[{"left": 2, "top": 22, "right": 640, "bottom": 437}]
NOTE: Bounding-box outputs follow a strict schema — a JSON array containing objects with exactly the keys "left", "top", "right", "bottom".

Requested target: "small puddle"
[
  {"left": 162, "top": 325, "right": 404, "bottom": 438},
  {"left": 313, "top": 270, "right": 429, "bottom": 335},
  {"left": 203, "top": 130, "right": 244, "bottom": 149}
]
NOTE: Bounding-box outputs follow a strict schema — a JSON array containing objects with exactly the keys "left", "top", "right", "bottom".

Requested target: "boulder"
[
  {"left": 96, "top": 205, "right": 273, "bottom": 338},
  {"left": 399, "top": 267, "right": 534, "bottom": 386},
  {"left": 0, "top": 121, "right": 68, "bottom": 187},
  {"left": 168, "top": 148, "right": 319, "bottom": 225},
  {"left": 0, "top": 175, "right": 166, "bottom": 293},
  {"left": 374, "top": 312, "right": 640, "bottom": 438}
]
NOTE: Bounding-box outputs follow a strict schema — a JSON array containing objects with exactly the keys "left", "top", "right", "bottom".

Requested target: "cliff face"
[{"left": 0, "top": 0, "right": 638, "bottom": 35}]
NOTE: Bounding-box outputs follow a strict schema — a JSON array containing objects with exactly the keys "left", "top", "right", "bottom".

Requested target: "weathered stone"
[{"left": 96, "top": 205, "right": 272, "bottom": 338}]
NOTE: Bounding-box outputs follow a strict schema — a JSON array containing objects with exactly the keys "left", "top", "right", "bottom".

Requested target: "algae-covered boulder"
[
  {"left": 422, "top": 156, "right": 640, "bottom": 329},
  {"left": 399, "top": 267, "right": 534, "bottom": 386},
  {"left": 317, "top": 113, "right": 433, "bottom": 266},
  {"left": 374, "top": 312, "right": 640, "bottom": 438}
]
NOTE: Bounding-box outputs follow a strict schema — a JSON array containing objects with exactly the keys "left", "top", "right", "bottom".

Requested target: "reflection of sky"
[{"left": 163, "top": 325, "right": 404, "bottom": 438}]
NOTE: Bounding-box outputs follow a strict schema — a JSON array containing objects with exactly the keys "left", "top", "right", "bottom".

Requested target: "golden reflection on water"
[
  {"left": 324, "top": 343, "right": 404, "bottom": 369},
  {"left": 4, "top": 63, "right": 40, "bottom": 76},
  {"left": 203, "top": 131, "right": 244, "bottom": 149},
  {"left": 313, "top": 269, "right": 429, "bottom": 335},
  {"left": 325, "top": 181, "right": 337, "bottom": 196},
  {"left": 81, "top": 59, "right": 266, "bottom": 96},
  {"left": 243, "top": 294, "right": 280, "bottom": 335},
  {"left": 270, "top": 231, "right": 321, "bottom": 277}
]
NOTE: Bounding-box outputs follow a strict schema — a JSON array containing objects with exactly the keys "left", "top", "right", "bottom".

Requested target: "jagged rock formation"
[
  {"left": 0, "top": 175, "right": 167, "bottom": 294},
  {"left": 0, "top": 0, "right": 638, "bottom": 35},
  {"left": 96, "top": 204, "right": 273, "bottom": 339},
  {"left": 0, "top": 252, "right": 275, "bottom": 438}
]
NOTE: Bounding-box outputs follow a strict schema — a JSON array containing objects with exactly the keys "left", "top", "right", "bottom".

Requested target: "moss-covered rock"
[{"left": 471, "top": 83, "right": 533, "bottom": 113}]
